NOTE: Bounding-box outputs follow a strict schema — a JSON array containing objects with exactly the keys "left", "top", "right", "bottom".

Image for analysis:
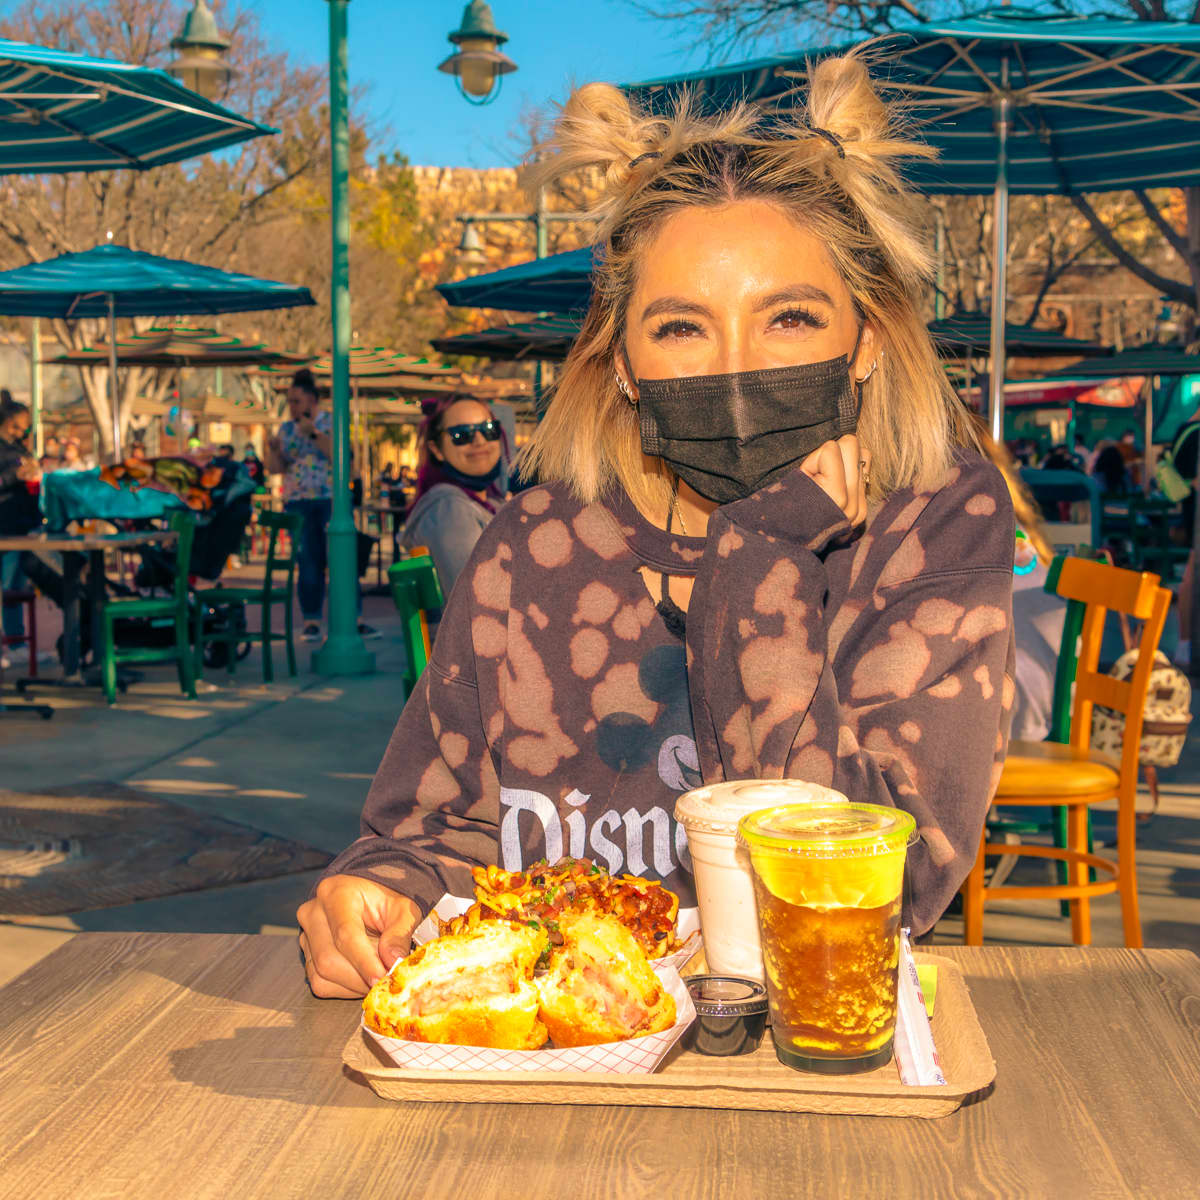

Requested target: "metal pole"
[
  {"left": 934, "top": 208, "right": 946, "bottom": 322},
  {"left": 314, "top": 0, "right": 373, "bottom": 676},
  {"left": 1143, "top": 379, "right": 1155, "bottom": 495},
  {"left": 533, "top": 185, "right": 547, "bottom": 415},
  {"left": 30, "top": 317, "right": 42, "bottom": 459},
  {"left": 988, "top": 58, "right": 1011, "bottom": 446},
  {"left": 108, "top": 294, "right": 121, "bottom": 461}
]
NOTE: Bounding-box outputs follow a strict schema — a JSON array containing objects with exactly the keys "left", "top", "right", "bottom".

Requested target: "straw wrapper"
[
  {"left": 360, "top": 894, "right": 702, "bottom": 1075},
  {"left": 894, "top": 929, "right": 947, "bottom": 1086}
]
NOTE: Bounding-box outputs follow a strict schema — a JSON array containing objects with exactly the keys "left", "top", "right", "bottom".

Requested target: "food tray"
[{"left": 342, "top": 953, "right": 995, "bottom": 1118}]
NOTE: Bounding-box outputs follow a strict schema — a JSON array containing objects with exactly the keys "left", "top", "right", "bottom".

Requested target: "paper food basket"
[{"left": 360, "top": 894, "right": 703, "bottom": 1075}]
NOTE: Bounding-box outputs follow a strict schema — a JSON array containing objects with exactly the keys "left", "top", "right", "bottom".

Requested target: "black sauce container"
[{"left": 682, "top": 976, "right": 769, "bottom": 1056}]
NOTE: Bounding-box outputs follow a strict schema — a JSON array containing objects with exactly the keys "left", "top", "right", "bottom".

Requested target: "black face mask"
[
  {"left": 437, "top": 458, "right": 502, "bottom": 491},
  {"left": 636, "top": 354, "right": 860, "bottom": 505}
]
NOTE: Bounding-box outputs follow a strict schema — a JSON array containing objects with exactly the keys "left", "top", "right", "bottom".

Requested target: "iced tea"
[{"left": 738, "top": 803, "right": 915, "bottom": 1075}]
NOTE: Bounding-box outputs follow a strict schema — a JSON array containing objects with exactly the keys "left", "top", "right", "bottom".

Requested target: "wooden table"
[
  {"left": 1, "top": 936, "right": 1198, "bottom": 1199},
  {"left": 0, "top": 530, "right": 176, "bottom": 688}
]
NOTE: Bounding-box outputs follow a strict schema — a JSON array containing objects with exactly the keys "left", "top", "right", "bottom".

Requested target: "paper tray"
[{"left": 342, "top": 952, "right": 996, "bottom": 1119}]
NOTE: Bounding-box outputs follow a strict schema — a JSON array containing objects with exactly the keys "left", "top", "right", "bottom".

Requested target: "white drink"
[{"left": 675, "top": 780, "right": 849, "bottom": 983}]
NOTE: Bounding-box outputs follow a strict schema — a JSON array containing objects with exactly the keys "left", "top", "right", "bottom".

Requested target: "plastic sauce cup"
[
  {"left": 675, "top": 780, "right": 848, "bottom": 983},
  {"left": 737, "top": 803, "right": 916, "bottom": 1075}
]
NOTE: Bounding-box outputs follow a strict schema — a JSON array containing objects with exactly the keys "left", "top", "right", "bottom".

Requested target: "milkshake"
[{"left": 675, "top": 779, "right": 848, "bottom": 983}]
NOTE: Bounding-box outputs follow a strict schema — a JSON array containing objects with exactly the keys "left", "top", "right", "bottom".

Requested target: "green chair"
[
  {"left": 193, "top": 510, "right": 302, "bottom": 684},
  {"left": 388, "top": 551, "right": 444, "bottom": 698},
  {"left": 98, "top": 510, "right": 197, "bottom": 705}
]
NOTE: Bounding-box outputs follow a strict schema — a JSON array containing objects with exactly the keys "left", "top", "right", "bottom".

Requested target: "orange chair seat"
[{"left": 996, "top": 739, "right": 1121, "bottom": 799}]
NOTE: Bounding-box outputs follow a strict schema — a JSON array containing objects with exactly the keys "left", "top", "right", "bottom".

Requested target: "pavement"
[{"left": 2, "top": 557, "right": 1199, "bottom": 990}]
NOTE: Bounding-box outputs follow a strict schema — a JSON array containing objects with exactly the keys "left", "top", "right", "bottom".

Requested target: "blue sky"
[{"left": 239, "top": 0, "right": 760, "bottom": 167}]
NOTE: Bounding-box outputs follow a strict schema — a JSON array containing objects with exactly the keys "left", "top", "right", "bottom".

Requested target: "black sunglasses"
[{"left": 445, "top": 419, "right": 501, "bottom": 446}]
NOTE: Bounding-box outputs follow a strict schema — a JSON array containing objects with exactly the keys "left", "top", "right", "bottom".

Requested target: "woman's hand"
[
  {"left": 800, "top": 434, "right": 871, "bottom": 526},
  {"left": 16, "top": 457, "right": 41, "bottom": 483},
  {"left": 297, "top": 875, "right": 421, "bottom": 998}
]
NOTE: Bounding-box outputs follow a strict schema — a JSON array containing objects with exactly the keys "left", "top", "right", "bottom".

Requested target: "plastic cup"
[
  {"left": 737, "top": 803, "right": 916, "bottom": 1075},
  {"left": 674, "top": 780, "right": 848, "bottom": 983}
]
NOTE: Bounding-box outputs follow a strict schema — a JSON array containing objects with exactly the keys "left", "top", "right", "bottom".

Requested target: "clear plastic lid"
[
  {"left": 737, "top": 803, "right": 916, "bottom": 858},
  {"left": 685, "top": 975, "right": 768, "bottom": 1017},
  {"left": 674, "top": 779, "right": 848, "bottom": 835}
]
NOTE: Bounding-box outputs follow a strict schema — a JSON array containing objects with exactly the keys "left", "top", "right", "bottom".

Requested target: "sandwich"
[
  {"left": 362, "top": 920, "right": 548, "bottom": 1050},
  {"left": 536, "top": 913, "right": 677, "bottom": 1048}
]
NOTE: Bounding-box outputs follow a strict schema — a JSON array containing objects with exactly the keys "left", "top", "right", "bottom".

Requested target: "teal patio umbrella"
[
  {"left": 0, "top": 245, "right": 314, "bottom": 454},
  {"left": 0, "top": 36, "right": 275, "bottom": 172},
  {"left": 628, "top": 9, "right": 1200, "bottom": 441},
  {"left": 431, "top": 314, "right": 583, "bottom": 361},
  {"left": 437, "top": 247, "right": 595, "bottom": 313}
]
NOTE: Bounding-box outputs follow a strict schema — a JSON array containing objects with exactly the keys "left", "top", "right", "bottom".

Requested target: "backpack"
[
  {"left": 1154, "top": 423, "right": 1198, "bottom": 503},
  {"left": 1091, "top": 647, "right": 1192, "bottom": 770}
]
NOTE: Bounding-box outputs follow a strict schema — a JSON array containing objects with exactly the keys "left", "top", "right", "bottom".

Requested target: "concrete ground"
[{"left": 2, "top": 560, "right": 1199, "bottom": 989}]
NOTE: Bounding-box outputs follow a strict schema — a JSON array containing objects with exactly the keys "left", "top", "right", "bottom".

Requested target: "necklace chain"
[{"left": 668, "top": 479, "right": 689, "bottom": 535}]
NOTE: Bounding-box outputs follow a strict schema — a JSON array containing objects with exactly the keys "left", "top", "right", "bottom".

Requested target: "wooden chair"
[
  {"left": 387, "top": 548, "right": 444, "bottom": 699},
  {"left": 192, "top": 510, "right": 302, "bottom": 684},
  {"left": 963, "top": 556, "right": 1170, "bottom": 947},
  {"left": 97, "top": 511, "right": 197, "bottom": 705}
]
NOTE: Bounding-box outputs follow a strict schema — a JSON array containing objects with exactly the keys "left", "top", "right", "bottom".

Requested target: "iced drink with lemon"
[{"left": 737, "top": 803, "right": 915, "bottom": 1074}]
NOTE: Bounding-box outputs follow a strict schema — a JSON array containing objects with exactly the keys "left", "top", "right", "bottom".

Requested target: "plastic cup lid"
[
  {"left": 685, "top": 975, "right": 768, "bottom": 1017},
  {"left": 737, "top": 802, "right": 916, "bottom": 858},
  {"left": 674, "top": 779, "right": 848, "bottom": 835}
]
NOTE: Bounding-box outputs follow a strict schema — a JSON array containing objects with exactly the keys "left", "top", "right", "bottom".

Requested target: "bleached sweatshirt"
[{"left": 324, "top": 453, "right": 1015, "bottom": 935}]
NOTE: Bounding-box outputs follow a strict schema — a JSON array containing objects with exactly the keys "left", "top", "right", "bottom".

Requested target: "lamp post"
[
  {"left": 456, "top": 189, "right": 593, "bottom": 412},
  {"left": 313, "top": 0, "right": 518, "bottom": 676},
  {"left": 438, "top": 1, "right": 517, "bottom": 105},
  {"left": 167, "top": 0, "right": 235, "bottom": 100}
]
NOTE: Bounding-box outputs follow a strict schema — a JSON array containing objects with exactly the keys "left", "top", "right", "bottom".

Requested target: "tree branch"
[
  {"left": 1133, "top": 188, "right": 1191, "bottom": 260},
  {"left": 1069, "top": 193, "right": 1195, "bottom": 306}
]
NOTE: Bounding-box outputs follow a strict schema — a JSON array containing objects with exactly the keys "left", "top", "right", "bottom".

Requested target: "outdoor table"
[
  {"left": 0, "top": 935, "right": 1197, "bottom": 1198},
  {"left": 356, "top": 502, "right": 407, "bottom": 591},
  {"left": 0, "top": 529, "right": 176, "bottom": 690}
]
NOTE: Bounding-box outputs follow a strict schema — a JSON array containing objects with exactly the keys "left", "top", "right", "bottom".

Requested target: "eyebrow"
[
  {"left": 640, "top": 283, "right": 837, "bottom": 325},
  {"left": 753, "top": 284, "right": 836, "bottom": 311}
]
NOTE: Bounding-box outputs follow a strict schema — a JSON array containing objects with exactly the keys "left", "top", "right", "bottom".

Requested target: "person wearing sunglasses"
[{"left": 400, "top": 396, "right": 507, "bottom": 595}]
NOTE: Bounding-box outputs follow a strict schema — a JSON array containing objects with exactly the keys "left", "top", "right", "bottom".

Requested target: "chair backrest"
[
  {"left": 388, "top": 550, "right": 445, "bottom": 698},
  {"left": 259, "top": 510, "right": 302, "bottom": 596},
  {"left": 1020, "top": 467, "right": 1102, "bottom": 552},
  {"left": 167, "top": 510, "right": 197, "bottom": 609},
  {"left": 1053, "top": 556, "right": 1171, "bottom": 794}
]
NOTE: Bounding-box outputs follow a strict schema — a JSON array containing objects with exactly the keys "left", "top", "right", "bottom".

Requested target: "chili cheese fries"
[{"left": 440, "top": 857, "right": 680, "bottom": 961}]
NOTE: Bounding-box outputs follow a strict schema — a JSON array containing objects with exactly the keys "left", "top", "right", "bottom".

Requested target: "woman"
[
  {"left": 265, "top": 368, "right": 378, "bottom": 642},
  {"left": 299, "top": 56, "right": 1015, "bottom": 997},
  {"left": 0, "top": 395, "right": 42, "bottom": 655},
  {"left": 399, "top": 395, "right": 507, "bottom": 594},
  {"left": 1092, "top": 443, "right": 1132, "bottom": 496}
]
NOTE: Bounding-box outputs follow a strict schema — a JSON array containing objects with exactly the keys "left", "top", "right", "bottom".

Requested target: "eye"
[
  {"left": 769, "top": 306, "right": 828, "bottom": 331},
  {"left": 650, "top": 318, "right": 704, "bottom": 342}
]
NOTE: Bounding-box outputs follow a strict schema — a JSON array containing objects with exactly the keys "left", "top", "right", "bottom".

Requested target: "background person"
[
  {"left": 265, "top": 368, "right": 378, "bottom": 643},
  {"left": 399, "top": 396, "right": 507, "bottom": 594},
  {"left": 298, "top": 56, "right": 1015, "bottom": 997},
  {"left": 0, "top": 394, "right": 41, "bottom": 659}
]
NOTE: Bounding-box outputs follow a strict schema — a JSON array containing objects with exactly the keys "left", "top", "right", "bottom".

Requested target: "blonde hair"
[
  {"left": 519, "top": 54, "right": 980, "bottom": 515},
  {"left": 968, "top": 412, "right": 1054, "bottom": 563}
]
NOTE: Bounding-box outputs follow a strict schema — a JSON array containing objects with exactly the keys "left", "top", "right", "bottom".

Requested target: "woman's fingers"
[
  {"left": 297, "top": 927, "right": 365, "bottom": 999},
  {"left": 296, "top": 900, "right": 373, "bottom": 997},
  {"left": 801, "top": 435, "right": 868, "bottom": 524}
]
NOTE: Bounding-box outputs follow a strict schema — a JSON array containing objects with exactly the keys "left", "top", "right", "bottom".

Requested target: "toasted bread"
[
  {"left": 537, "top": 913, "right": 677, "bottom": 1048},
  {"left": 363, "top": 920, "right": 548, "bottom": 1050}
]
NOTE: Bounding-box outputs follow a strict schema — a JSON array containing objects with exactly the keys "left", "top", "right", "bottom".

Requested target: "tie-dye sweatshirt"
[{"left": 326, "top": 453, "right": 1015, "bottom": 935}]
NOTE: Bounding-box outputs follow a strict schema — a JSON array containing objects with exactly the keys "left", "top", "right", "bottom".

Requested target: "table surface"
[
  {"left": 1, "top": 938, "right": 1198, "bottom": 1200},
  {"left": 0, "top": 530, "right": 177, "bottom": 553}
]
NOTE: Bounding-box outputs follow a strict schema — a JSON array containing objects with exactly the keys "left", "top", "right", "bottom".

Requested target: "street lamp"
[
  {"left": 438, "top": 1, "right": 517, "bottom": 105},
  {"left": 167, "top": 0, "right": 235, "bottom": 100},
  {"left": 457, "top": 221, "right": 488, "bottom": 268}
]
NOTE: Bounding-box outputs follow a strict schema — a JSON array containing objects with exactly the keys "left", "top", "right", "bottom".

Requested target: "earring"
[
  {"left": 615, "top": 372, "right": 635, "bottom": 402},
  {"left": 858, "top": 360, "right": 878, "bottom": 384}
]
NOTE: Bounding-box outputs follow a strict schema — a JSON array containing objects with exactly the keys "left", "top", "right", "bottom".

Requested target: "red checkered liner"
[
  {"left": 412, "top": 894, "right": 703, "bottom": 973},
  {"left": 362, "top": 893, "right": 699, "bottom": 1074},
  {"left": 362, "top": 962, "right": 695, "bottom": 1074}
]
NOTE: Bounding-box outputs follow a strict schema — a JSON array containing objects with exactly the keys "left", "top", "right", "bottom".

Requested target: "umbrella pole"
[
  {"left": 1143, "top": 377, "right": 1155, "bottom": 494},
  {"left": 107, "top": 294, "right": 121, "bottom": 461},
  {"left": 30, "top": 317, "right": 42, "bottom": 459},
  {"left": 988, "top": 58, "right": 1012, "bottom": 445}
]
